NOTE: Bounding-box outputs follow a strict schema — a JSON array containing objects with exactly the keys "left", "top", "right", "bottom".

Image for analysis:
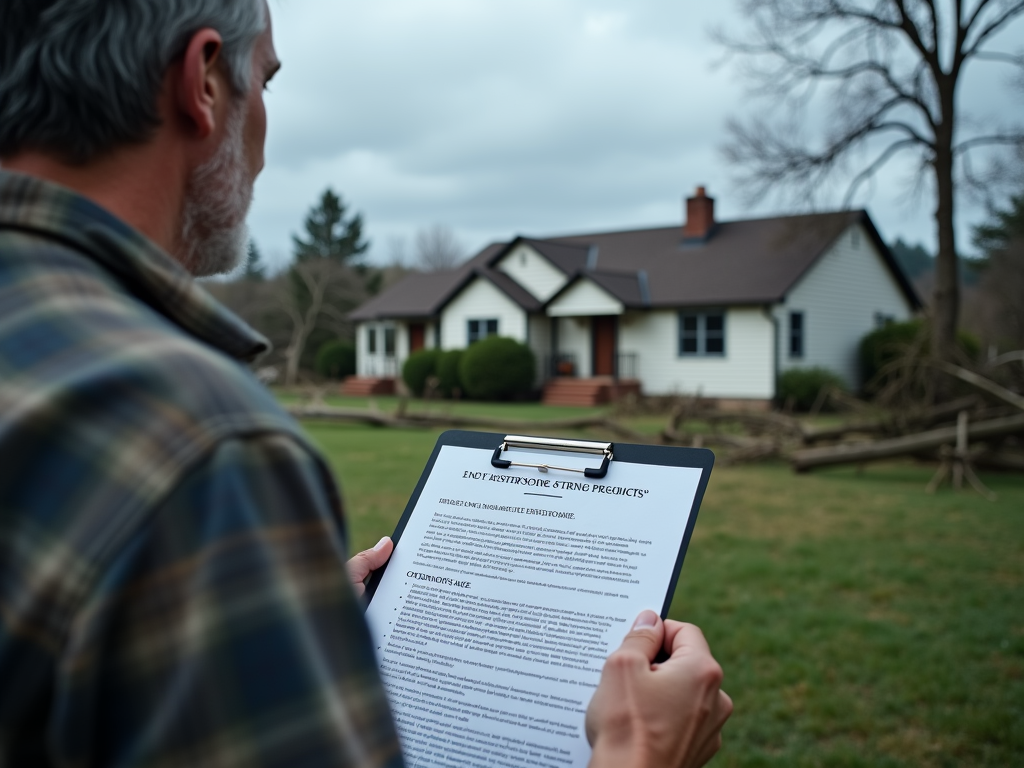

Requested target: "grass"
[{"left": 297, "top": 405, "right": 1024, "bottom": 768}]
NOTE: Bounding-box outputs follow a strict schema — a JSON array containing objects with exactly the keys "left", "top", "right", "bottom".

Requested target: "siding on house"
[
  {"left": 355, "top": 319, "right": 407, "bottom": 378},
  {"left": 439, "top": 277, "right": 528, "bottom": 349},
  {"left": 547, "top": 280, "right": 624, "bottom": 317},
  {"left": 495, "top": 244, "right": 569, "bottom": 302},
  {"left": 618, "top": 307, "right": 775, "bottom": 398},
  {"left": 775, "top": 223, "right": 914, "bottom": 388}
]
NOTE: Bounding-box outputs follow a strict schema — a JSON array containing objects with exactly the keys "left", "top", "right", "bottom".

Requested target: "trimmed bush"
[
  {"left": 436, "top": 349, "right": 464, "bottom": 397},
  {"left": 458, "top": 337, "right": 535, "bottom": 400},
  {"left": 860, "top": 319, "right": 980, "bottom": 392},
  {"left": 314, "top": 340, "right": 355, "bottom": 380},
  {"left": 778, "top": 367, "right": 846, "bottom": 411},
  {"left": 402, "top": 349, "right": 441, "bottom": 396}
]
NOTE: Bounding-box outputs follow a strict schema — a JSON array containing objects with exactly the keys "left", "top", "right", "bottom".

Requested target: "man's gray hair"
[{"left": 0, "top": 0, "right": 266, "bottom": 164}]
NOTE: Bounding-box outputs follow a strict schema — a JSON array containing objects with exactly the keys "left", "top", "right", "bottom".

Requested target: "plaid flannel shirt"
[{"left": 0, "top": 171, "right": 404, "bottom": 768}]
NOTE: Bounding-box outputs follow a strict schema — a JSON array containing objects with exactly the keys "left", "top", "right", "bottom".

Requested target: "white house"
[{"left": 347, "top": 188, "right": 920, "bottom": 406}]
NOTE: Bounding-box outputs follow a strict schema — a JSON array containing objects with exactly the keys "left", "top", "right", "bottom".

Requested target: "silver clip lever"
[{"left": 491, "top": 435, "right": 613, "bottom": 479}]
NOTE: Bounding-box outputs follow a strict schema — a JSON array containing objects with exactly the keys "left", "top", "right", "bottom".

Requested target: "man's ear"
[{"left": 176, "top": 29, "right": 226, "bottom": 140}]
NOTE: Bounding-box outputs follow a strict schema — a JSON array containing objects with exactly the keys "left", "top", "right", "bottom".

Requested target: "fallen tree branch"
[
  {"left": 699, "top": 410, "right": 807, "bottom": 439},
  {"left": 287, "top": 405, "right": 413, "bottom": 427},
  {"left": 933, "top": 361, "right": 1024, "bottom": 413},
  {"left": 286, "top": 404, "right": 650, "bottom": 442},
  {"left": 792, "top": 413, "right": 1024, "bottom": 472},
  {"left": 662, "top": 430, "right": 767, "bottom": 449},
  {"left": 800, "top": 395, "right": 980, "bottom": 444}
]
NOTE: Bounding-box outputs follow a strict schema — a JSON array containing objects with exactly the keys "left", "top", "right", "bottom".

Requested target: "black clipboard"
[{"left": 363, "top": 429, "right": 714, "bottom": 619}]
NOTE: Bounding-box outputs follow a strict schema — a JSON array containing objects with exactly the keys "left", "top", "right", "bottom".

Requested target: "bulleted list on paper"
[{"left": 365, "top": 445, "right": 703, "bottom": 768}]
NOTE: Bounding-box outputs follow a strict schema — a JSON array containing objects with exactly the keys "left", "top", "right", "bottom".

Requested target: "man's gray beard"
[{"left": 180, "top": 103, "right": 253, "bottom": 277}]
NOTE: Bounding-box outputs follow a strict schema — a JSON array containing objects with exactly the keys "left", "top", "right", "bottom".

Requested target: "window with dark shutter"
[
  {"left": 789, "top": 311, "right": 804, "bottom": 358},
  {"left": 678, "top": 311, "right": 726, "bottom": 356},
  {"left": 467, "top": 318, "right": 499, "bottom": 345}
]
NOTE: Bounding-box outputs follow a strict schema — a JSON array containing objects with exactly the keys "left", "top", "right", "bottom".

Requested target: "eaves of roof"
[{"left": 349, "top": 208, "right": 921, "bottom": 322}]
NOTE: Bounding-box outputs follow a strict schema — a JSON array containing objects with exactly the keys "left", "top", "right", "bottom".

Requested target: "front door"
[
  {"left": 591, "top": 316, "right": 617, "bottom": 376},
  {"left": 409, "top": 323, "right": 425, "bottom": 353}
]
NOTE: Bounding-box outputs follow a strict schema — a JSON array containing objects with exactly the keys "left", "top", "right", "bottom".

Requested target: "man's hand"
[
  {"left": 586, "top": 610, "right": 732, "bottom": 768},
  {"left": 346, "top": 536, "right": 394, "bottom": 597}
]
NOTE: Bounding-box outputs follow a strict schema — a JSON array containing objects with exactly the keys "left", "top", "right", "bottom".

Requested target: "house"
[{"left": 347, "top": 188, "right": 921, "bottom": 406}]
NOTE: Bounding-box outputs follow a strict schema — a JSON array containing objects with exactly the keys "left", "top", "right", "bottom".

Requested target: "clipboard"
[{"left": 364, "top": 429, "right": 714, "bottom": 618}]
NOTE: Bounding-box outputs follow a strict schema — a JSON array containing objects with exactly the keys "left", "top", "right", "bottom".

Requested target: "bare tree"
[
  {"left": 717, "top": 0, "right": 1024, "bottom": 364},
  {"left": 273, "top": 259, "right": 362, "bottom": 386},
  {"left": 415, "top": 224, "right": 465, "bottom": 271}
]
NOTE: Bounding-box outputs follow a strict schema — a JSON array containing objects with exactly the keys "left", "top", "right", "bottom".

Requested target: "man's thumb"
[{"left": 613, "top": 610, "right": 665, "bottom": 663}]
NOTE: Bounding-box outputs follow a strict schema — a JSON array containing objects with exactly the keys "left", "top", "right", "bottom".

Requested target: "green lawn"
[{"left": 299, "top": 413, "right": 1024, "bottom": 767}]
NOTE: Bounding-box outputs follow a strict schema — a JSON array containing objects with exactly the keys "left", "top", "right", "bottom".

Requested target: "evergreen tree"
[
  {"left": 968, "top": 188, "right": 1024, "bottom": 350},
  {"left": 973, "top": 192, "right": 1024, "bottom": 261},
  {"left": 292, "top": 188, "right": 369, "bottom": 263},
  {"left": 242, "top": 240, "right": 266, "bottom": 281}
]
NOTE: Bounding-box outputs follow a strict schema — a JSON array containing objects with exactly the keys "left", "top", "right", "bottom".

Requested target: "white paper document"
[{"left": 365, "top": 444, "right": 705, "bottom": 768}]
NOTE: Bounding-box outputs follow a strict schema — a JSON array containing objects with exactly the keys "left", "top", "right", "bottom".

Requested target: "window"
[
  {"left": 678, "top": 311, "right": 726, "bottom": 356},
  {"left": 367, "top": 327, "right": 377, "bottom": 354},
  {"left": 467, "top": 318, "right": 499, "bottom": 344},
  {"left": 789, "top": 311, "right": 804, "bottom": 358},
  {"left": 874, "top": 311, "right": 895, "bottom": 328},
  {"left": 384, "top": 327, "right": 396, "bottom": 356}
]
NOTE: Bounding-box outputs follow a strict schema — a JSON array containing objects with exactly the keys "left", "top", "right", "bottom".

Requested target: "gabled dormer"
[{"left": 493, "top": 237, "right": 590, "bottom": 302}]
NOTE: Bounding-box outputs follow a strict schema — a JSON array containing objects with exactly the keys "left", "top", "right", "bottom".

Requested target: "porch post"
[{"left": 549, "top": 317, "right": 559, "bottom": 379}]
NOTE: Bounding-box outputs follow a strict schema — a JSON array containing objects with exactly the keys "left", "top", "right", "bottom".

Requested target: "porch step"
[
  {"left": 542, "top": 377, "right": 641, "bottom": 407},
  {"left": 341, "top": 376, "right": 396, "bottom": 396}
]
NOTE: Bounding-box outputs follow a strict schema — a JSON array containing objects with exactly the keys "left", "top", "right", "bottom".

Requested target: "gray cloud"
[{"left": 249, "top": 0, "right": 1023, "bottom": 271}]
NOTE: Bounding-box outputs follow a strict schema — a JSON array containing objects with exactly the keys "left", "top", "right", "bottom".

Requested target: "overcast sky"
[{"left": 247, "top": 0, "right": 1024, "bottom": 272}]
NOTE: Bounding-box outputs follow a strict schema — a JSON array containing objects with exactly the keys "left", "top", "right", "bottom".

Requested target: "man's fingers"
[
  {"left": 609, "top": 610, "right": 665, "bottom": 665},
  {"left": 690, "top": 691, "right": 733, "bottom": 767},
  {"left": 663, "top": 620, "right": 712, "bottom": 659}
]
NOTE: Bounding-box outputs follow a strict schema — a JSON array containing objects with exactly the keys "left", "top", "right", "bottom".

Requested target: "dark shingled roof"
[
  {"left": 477, "top": 268, "right": 544, "bottom": 312},
  {"left": 348, "top": 243, "right": 503, "bottom": 321},
  {"left": 548, "top": 270, "right": 649, "bottom": 308},
  {"left": 349, "top": 210, "right": 920, "bottom": 320},
  {"left": 519, "top": 238, "right": 590, "bottom": 275}
]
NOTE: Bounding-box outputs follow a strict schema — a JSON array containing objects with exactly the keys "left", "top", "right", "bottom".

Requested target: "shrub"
[
  {"left": 777, "top": 367, "right": 847, "bottom": 411},
  {"left": 314, "top": 340, "right": 355, "bottom": 380},
  {"left": 436, "top": 349, "right": 464, "bottom": 397},
  {"left": 402, "top": 349, "right": 441, "bottom": 396},
  {"left": 860, "top": 319, "right": 980, "bottom": 392},
  {"left": 459, "top": 337, "right": 535, "bottom": 400}
]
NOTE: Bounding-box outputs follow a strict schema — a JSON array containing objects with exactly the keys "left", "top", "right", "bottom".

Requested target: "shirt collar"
[{"left": 0, "top": 170, "right": 269, "bottom": 362}]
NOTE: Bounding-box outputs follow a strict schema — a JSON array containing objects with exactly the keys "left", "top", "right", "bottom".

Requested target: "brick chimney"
[{"left": 683, "top": 186, "right": 715, "bottom": 241}]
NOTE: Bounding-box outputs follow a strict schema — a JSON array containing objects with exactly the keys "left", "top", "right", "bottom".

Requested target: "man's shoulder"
[
  {"left": 1, "top": 225, "right": 291, "bottom": 430},
  {"left": 0, "top": 226, "right": 317, "bottom": 557}
]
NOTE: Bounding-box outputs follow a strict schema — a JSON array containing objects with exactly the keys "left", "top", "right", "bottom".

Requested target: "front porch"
[
  {"left": 542, "top": 375, "right": 641, "bottom": 406},
  {"left": 541, "top": 307, "right": 641, "bottom": 406},
  {"left": 341, "top": 376, "right": 396, "bottom": 396}
]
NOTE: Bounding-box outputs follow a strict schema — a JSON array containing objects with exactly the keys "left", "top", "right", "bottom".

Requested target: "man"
[{"left": 0, "top": 2, "right": 731, "bottom": 766}]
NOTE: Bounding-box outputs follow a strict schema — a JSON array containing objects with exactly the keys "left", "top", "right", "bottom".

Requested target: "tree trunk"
[
  {"left": 284, "top": 324, "right": 309, "bottom": 386},
  {"left": 931, "top": 78, "right": 959, "bottom": 366},
  {"left": 792, "top": 413, "right": 1024, "bottom": 471}
]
